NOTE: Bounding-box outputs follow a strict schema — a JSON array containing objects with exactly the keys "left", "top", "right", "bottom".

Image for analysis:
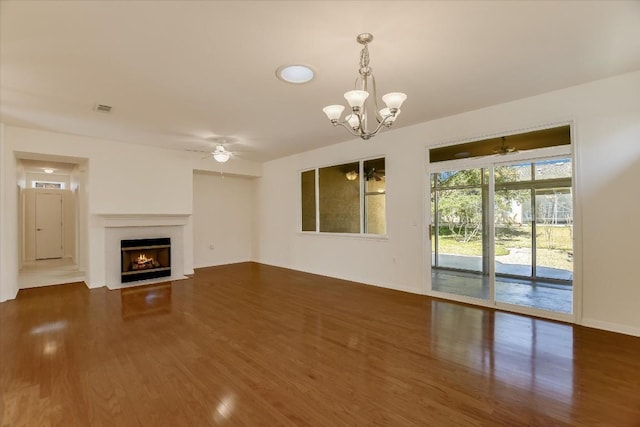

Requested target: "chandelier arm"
[
  {"left": 333, "top": 121, "right": 363, "bottom": 137},
  {"left": 336, "top": 112, "right": 393, "bottom": 140},
  {"left": 367, "top": 114, "right": 395, "bottom": 137}
]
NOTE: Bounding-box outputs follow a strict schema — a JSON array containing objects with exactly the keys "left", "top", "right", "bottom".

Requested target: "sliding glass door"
[
  {"left": 431, "top": 157, "right": 574, "bottom": 316},
  {"left": 431, "top": 167, "right": 489, "bottom": 300}
]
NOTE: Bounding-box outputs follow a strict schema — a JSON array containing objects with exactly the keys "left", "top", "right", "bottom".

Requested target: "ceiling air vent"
[{"left": 94, "top": 104, "right": 112, "bottom": 113}]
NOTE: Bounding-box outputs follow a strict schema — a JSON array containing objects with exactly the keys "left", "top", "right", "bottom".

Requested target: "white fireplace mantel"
[
  {"left": 97, "top": 214, "right": 191, "bottom": 289},
  {"left": 97, "top": 213, "right": 190, "bottom": 228}
]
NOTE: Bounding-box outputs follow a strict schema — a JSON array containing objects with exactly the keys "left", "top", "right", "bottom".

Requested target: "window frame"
[{"left": 299, "top": 156, "right": 387, "bottom": 237}]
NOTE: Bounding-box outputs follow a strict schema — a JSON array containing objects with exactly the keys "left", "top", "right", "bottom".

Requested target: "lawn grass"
[
  {"left": 433, "top": 237, "right": 510, "bottom": 256},
  {"left": 433, "top": 224, "right": 573, "bottom": 270}
]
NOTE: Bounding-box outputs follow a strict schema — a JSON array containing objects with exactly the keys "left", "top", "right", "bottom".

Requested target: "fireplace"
[{"left": 121, "top": 238, "right": 171, "bottom": 283}]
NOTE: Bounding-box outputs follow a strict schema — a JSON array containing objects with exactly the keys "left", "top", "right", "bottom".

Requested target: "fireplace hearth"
[{"left": 121, "top": 238, "right": 171, "bottom": 283}]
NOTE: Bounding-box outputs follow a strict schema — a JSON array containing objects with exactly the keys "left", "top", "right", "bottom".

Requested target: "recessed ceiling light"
[
  {"left": 43, "top": 168, "right": 54, "bottom": 174},
  {"left": 276, "top": 65, "right": 315, "bottom": 84}
]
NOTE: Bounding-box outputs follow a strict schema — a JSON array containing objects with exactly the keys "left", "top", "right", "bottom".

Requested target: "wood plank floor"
[{"left": 1, "top": 262, "right": 639, "bottom": 426}]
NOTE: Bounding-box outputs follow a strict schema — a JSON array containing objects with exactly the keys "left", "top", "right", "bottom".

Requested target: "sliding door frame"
[{"left": 426, "top": 141, "right": 577, "bottom": 323}]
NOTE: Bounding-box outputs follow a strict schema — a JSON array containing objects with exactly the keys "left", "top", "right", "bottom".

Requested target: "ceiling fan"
[
  {"left": 365, "top": 168, "right": 385, "bottom": 181},
  {"left": 494, "top": 136, "right": 517, "bottom": 155},
  {"left": 186, "top": 136, "right": 239, "bottom": 162},
  {"left": 204, "top": 145, "right": 232, "bottom": 163}
]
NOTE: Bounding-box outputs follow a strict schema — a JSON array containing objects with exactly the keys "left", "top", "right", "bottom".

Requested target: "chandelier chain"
[{"left": 359, "top": 44, "right": 371, "bottom": 76}]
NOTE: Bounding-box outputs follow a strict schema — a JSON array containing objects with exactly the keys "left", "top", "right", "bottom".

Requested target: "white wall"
[
  {"left": 0, "top": 124, "right": 5, "bottom": 300},
  {"left": 0, "top": 124, "right": 20, "bottom": 301},
  {"left": 63, "top": 189, "right": 76, "bottom": 259},
  {"left": 256, "top": 71, "right": 640, "bottom": 336},
  {"left": 0, "top": 126, "right": 262, "bottom": 300},
  {"left": 193, "top": 172, "right": 256, "bottom": 268},
  {"left": 71, "top": 163, "right": 88, "bottom": 274}
]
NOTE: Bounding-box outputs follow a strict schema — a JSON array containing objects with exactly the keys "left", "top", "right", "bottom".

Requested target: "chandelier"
[{"left": 322, "top": 33, "right": 407, "bottom": 140}]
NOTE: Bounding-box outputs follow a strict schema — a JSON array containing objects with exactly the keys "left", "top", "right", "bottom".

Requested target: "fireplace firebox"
[{"left": 121, "top": 238, "right": 171, "bottom": 283}]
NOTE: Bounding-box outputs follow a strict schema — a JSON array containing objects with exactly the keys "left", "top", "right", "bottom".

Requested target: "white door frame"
[{"left": 425, "top": 141, "right": 578, "bottom": 324}]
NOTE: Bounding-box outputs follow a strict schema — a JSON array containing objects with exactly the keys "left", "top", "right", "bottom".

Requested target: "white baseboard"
[
  {"left": 0, "top": 289, "right": 19, "bottom": 303},
  {"left": 85, "top": 281, "right": 103, "bottom": 289},
  {"left": 580, "top": 318, "right": 640, "bottom": 337},
  {"left": 254, "top": 259, "right": 422, "bottom": 295}
]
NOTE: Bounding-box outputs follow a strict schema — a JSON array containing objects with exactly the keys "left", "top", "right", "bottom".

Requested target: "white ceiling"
[
  {"left": 1, "top": 1, "right": 639, "bottom": 162},
  {"left": 20, "top": 159, "right": 77, "bottom": 175}
]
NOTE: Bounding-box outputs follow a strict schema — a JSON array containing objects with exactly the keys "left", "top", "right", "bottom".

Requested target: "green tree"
[
  {"left": 434, "top": 167, "right": 525, "bottom": 243},
  {"left": 434, "top": 169, "right": 483, "bottom": 243}
]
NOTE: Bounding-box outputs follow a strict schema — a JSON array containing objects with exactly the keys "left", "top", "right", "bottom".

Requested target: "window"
[
  {"left": 363, "top": 158, "right": 386, "bottom": 234},
  {"left": 300, "top": 170, "right": 316, "bottom": 232},
  {"left": 33, "top": 181, "right": 64, "bottom": 189},
  {"left": 301, "top": 157, "right": 385, "bottom": 235},
  {"left": 319, "top": 162, "right": 360, "bottom": 233},
  {"left": 429, "top": 125, "right": 571, "bottom": 163}
]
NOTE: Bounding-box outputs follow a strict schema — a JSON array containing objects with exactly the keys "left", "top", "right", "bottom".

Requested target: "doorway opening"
[{"left": 17, "top": 156, "right": 87, "bottom": 289}]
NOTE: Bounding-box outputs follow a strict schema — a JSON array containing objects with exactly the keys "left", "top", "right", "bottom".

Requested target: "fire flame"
[{"left": 136, "top": 254, "right": 153, "bottom": 264}]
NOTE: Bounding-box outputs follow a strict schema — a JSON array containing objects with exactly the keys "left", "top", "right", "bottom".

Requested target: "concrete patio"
[
  {"left": 433, "top": 253, "right": 573, "bottom": 281},
  {"left": 431, "top": 254, "right": 573, "bottom": 314}
]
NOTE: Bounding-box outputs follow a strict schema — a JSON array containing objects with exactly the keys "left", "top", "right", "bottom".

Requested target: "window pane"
[
  {"left": 495, "top": 163, "right": 532, "bottom": 183},
  {"left": 535, "top": 188, "right": 573, "bottom": 281},
  {"left": 433, "top": 186, "right": 484, "bottom": 272},
  {"left": 534, "top": 159, "right": 572, "bottom": 180},
  {"left": 365, "top": 195, "right": 385, "bottom": 234},
  {"left": 364, "top": 158, "right": 386, "bottom": 234},
  {"left": 495, "top": 189, "right": 532, "bottom": 278},
  {"left": 34, "top": 181, "right": 63, "bottom": 189},
  {"left": 301, "top": 170, "right": 316, "bottom": 231},
  {"left": 319, "top": 162, "right": 360, "bottom": 233},
  {"left": 429, "top": 125, "right": 570, "bottom": 162},
  {"left": 436, "top": 169, "right": 482, "bottom": 187}
]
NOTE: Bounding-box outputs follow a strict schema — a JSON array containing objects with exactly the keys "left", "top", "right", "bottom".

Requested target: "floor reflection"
[
  {"left": 213, "top": 393, "right": 237, "bottom": 424},
  {"left": 430, "top": 300, "right": 574, "bottom": 415},
  {"left": 121, "top": 282, "right": 172, "bottom": 319}
]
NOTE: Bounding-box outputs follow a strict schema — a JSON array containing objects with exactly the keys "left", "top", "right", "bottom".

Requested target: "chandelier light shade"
[
  {"left": 381, "top": 92, "right": 407, "bottom": 110},
  {"left": 346, "top": 114, "right": 360, "bottom": 128},
  {"left": 322, "top": 33, "right": 407, "bottom": 140},
  {"left": 379, "top": 108, "right": 400, "bottom": 123},
  {"left": 344, "top": 90, "right": 369, "bottom": 109},
  {"left": 322, "top": 105, "right": 345, "bottom": 121}
]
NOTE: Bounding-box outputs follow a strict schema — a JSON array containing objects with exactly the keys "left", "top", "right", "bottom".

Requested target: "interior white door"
[{"left": 36, "top": 193, "right": 63, "bottom": 259}]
